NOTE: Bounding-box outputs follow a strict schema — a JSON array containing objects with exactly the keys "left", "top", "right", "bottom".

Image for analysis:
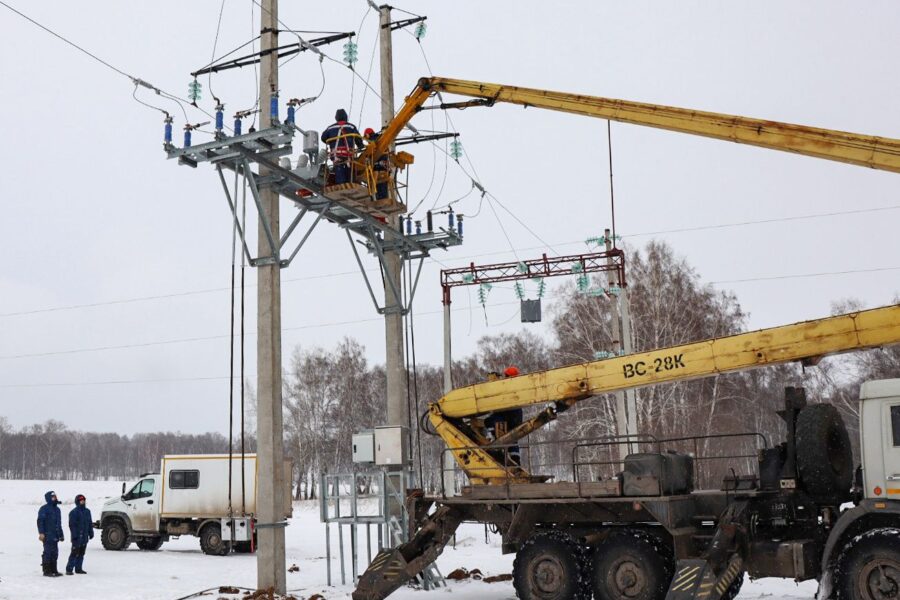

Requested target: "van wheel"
[
  {"left": 136, "top": 536, "right": 164, "bottom": 551},
  {"left": 795, "top": 403, "right": 853, "bottom": 501},
  {"left": 592, "top": 530, "right": 674, "bottom": 600},
  {"left": 101, "top": 520, "right": 130, "bottom": 551},
  {"left": 513, "top": 530, "right": 591, "bottom": 600},
  {"left": 199, "top": 523, "right": 231, "bottom": 556},
  {"left": 837, "top": 528, "right": 900, "bottom": 600}
]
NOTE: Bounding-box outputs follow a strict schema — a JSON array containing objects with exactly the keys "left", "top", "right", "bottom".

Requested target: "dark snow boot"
[
  {"left": 49, "top": 561, "right": 63, "bottom": 577},
  {"left": 75, "top": 569, "right": 87, "bottom": 574},
  {"left": 42, "top": 562, "right": 52, "bottom": 577}
]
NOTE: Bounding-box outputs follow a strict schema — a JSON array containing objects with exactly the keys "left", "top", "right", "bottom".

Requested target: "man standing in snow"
[
  {"left": 36, "top": 490, "right": 64, "bottom": 577},
  {"left": 65, "top": 494, "right": 94, "bottom": 575}
]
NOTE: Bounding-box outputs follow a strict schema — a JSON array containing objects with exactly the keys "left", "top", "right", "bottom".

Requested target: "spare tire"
[{"left": 795, "top": 403, "right": 853, "bottom": 501}]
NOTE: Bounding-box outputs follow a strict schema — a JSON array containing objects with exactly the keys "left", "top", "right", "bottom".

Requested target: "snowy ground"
[{"left": 0, "top": 480, "right": 818, "bottom": 600}]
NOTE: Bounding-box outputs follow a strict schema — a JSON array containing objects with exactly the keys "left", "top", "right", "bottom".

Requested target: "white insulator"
[
  {"left": 296, "top": 154, "right": 309, "bottom": 168},
  {"left": 279, "top": 157, "right": 292, "bottom": 170},
  {"left": 317, "top": 148, "right": 328, "bottom": 164}
]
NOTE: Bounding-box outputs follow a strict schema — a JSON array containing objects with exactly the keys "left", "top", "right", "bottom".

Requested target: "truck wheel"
[
  {"left": 837, "top": 528, "right": 900, "bottom": 600},
  {"left": 592, "top": 530, "right": 674, "bottom": 600},
  {"left": 199, "top": 522, "right": 231, "bottom": 556},
  {"left": 101, "top": 520, "right": 130, "bottom": 551},
  {"left": 136, "top": 537, "right": 164, "bottom": 551},
  {"left": 720, "top": 573, "right": 744, "bottom": 600},
  {"left": 513, "top": 530, "right": 590, "bottom": 600},
  {"left": 795, "top": 403, "right": 853, "bottom": 501}
]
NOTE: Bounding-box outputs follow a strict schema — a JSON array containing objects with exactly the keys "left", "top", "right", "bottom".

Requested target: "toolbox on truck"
[{"left": 622, "top": 451, "right": 694, "bottom": 496}]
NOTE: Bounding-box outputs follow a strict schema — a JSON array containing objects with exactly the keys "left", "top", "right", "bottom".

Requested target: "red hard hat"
[
  {"left": 364, "top": 127, "right": 375, "bottom": 137},
  {"left": 504, "top": 366, "right": 519, "bottom": 377}
]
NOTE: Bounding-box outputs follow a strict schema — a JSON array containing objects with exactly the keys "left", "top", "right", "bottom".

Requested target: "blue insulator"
[
  {"left": 215, "top": 109, "right": 224, "bottom": 132},
  {"left": 415, "top": 221, "right": 422, "bottom": 235},
  {"left": 286, "top": 104, "right": 296, "bottom": 125},
  {"left": 457, "top": 214, "right": 464, "bottom": 237},
  {"left": 270, "top": 94, "right": 279, "bottom": 121},
  {"left": 234, "top": 118, "right": 242, "bottom": 136},
  {"left": 405, "top": 217, "right": 412, "bottom": 235},
  {"left": 164, "top": 122, "right": 173, "bottom": 145},
  {"left": 184, "top": 129, "right": 192, "bottom": 148},
  {"left": 448, "top": 209, "right": 454, "bottom": 229}
]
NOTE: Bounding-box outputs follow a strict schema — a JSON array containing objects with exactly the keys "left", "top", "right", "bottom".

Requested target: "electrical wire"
[
  {"left": 710, "top": 266, "right": 900, "bottom": 285},
  {"left": 207, "top": 0, "right": 227, "bottom": 102},
  {"left": 3, "top": 203, "right": 897, "bottom": 320},
  {"left": 347, "top": 6, "right": 372, "bottom": 116}
]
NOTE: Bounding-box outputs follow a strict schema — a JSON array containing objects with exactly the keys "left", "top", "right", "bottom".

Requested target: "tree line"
[{"left": 0, "top": 420, "right": 254, "bottom": 481}]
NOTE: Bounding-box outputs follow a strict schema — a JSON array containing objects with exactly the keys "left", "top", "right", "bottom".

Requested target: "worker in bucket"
[
  {"left": 363, "top": 127, "right": 391, "bottom": 200},
  {"left": 36, "top": 490, "right": 64, "bottom": 577},
  {"left": 65, "top": 494, "right": 94, "bottom": 575},
  {"left": 322, "top": 109, "right": 364, "bottom": 185},
  {"left": 484, "top": 366, "right": 524, "bottom": 465}
]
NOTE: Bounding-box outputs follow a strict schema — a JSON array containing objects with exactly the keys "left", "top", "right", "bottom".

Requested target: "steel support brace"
[
  {"left": 283, "top": 204, "right": 330, "bottom": 267},
  {"left": 242, "top": 159, "right": 280, "bottom": 266},
  {"left": 346, "top": 230, "right": 425, "bottom": 316},
  {"left": 217, "top": 166, "right": 255, "bottom": 266}
]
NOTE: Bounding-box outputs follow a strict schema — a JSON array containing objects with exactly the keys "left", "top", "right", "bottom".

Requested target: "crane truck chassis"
[{"left": 353, "top": 307, "right": 900, "bottom": 600}]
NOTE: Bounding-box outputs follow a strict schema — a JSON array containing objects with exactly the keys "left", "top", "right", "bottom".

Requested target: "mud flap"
[
  {"left": 353, "top": 506, "right": 464, "bottom": 600},
  {"left": 665, "top": 555, "right": 743, "bottom": 600}
]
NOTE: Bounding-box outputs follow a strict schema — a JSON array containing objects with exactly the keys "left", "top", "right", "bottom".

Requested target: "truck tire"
[
  {"left": 720, "top": 573, "right": 744, "bottom": 600},
  {"left": 199, "top": 522, "right": 231, "bottom": 556},
  {"left": 513, "top": 530, "right": 591, "bottom": 600},
  {"left": 836, "top": 528, "right": 900, "bottom": 600},
  {"left": 101, "top": 520, "right": 130, "bottom": 551},
  {"left": 136, "top": 536, "right": 164, "bottom": 551},
  {"left": 795, "top": 403, "right": 853, "bottom": 501},
  {"left": 592, "top": 530, "right": 674, "bottom": 600}
]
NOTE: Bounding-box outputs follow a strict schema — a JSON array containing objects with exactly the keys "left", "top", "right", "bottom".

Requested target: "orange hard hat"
[{"left": 504, "top": 366, "right": 519, "bottom": 377}]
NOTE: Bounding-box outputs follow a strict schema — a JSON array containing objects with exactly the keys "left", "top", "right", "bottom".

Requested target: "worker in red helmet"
[
  {"left": 363, "top": 126, "right": 390, "bottom": 201},
  {"left": 504, "top": 366, "right": 520, "bottom": 378}
]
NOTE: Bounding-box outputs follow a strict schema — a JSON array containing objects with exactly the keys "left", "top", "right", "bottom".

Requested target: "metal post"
[
  {"left": 256, "top": 0, "right": 287, "bottom": 593},
  {"left": 379, "top": 3, "right": 408, "bottom": 511},
  {"left": 441, "top": 288, "right": 457, "bottom": 496},
  {"left": 605, "top": 229, "right": 630, "bottom": 461}
]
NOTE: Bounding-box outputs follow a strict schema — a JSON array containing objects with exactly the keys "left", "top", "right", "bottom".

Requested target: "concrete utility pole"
[
  {"left": 379, "top": 5, "right": 408, "bottom": 434},
  {"left": 441, "top": 288, "right": 456, "bottom": 495},
  {"left": 604, "top": 229, "right": 630, "bottom": 460},
  {"left": 256, "top": 0, "right": 287, "bottom": 593}
]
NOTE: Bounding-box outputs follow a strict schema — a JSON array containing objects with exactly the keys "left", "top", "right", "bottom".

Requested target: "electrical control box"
[
  {"left": 521, "top": 299, "right": 542, "bottom": 323},
  {"left": 375, "top": 426, "right": 409, "bottom": 466},
  {"left": 221, "top": 517, "right": 252, "bottom": 542},
  {"left": 352, "top": 431, "right": 376, "bottom": 464}
]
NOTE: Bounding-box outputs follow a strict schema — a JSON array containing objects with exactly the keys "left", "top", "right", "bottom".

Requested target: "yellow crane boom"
[
  {"left": 362, "top": 77, "right": 900, "bottom": 174},
  {"left": 431, "top": 304, "right": 900, "bottom": 484}
]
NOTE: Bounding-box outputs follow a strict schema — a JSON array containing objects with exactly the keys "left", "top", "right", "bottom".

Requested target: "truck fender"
[
  {"left": 817, "top": 499, "right": 900, "bottom": 599},
  {"left": 197, "top": 518, "right": 222, "bottom": 536},
  {"left": 100, "top": 511, "right": 134, "bottom": 535}
]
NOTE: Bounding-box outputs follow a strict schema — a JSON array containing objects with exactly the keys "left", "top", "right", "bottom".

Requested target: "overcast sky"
[{"left": 1, "top": 1, "right": 898, "bottom": 434}]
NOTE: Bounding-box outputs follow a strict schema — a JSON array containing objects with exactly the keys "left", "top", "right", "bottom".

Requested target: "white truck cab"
[{"left": 859, "top": 378, "right": 900, "bottom": 500}]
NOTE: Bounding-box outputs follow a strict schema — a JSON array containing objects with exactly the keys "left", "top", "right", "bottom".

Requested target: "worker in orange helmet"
[
  {"left": 484, "top": 366, "right": 524, "bottom": 465},
  {"left": 363, "top": 127, "right": 390, "bottom": 201}
]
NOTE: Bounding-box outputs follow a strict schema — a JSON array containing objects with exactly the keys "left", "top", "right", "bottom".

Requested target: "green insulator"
[
  {"left": 462, "top": 273, "right": 475, "bottom": 284},
  {"left": 450, "top": 139, "right": 463, "bottom": 160},
  {"left": 478, "top": 282, "right": 492, "bottom": 305},
  {"left": 188, "top": 79, "right": 202, "bottom": 102},
  {"left": 514, "top": 282, "right": 525, "bottom": 300},
  {"left": 571, "top": 262, "right": 584, "bottom": 273},
  {"left": 535, "top": 278, "right": 546, "bottom": 298},
  {"left": 414, "top": 22, "right": 427, "bottom": 40},
  {"left": 608, "top": 285, "right": 622, "bottom": 296},
  {"left": 577, "top": 274, "right": 590, "bottom": 293},
  {"left": 517, "top": 262, "right": 528, "bottom": 273},
  {"left": 342, "top": 41, "right": 359, "bottom": 66}
]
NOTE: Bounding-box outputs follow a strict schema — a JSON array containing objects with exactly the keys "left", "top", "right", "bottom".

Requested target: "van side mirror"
[{"left": 121, "top": 482, "right": 126, "bottom": 495}]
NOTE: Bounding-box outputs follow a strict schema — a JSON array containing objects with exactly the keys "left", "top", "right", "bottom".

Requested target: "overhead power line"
[{"left": 710, "top": 266, "right": 900, "bottom": 285}]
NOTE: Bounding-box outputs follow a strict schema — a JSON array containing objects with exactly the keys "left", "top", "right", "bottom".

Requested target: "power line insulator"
[{"left": 342, "top": 40, "right": 359, "bottom": 66}]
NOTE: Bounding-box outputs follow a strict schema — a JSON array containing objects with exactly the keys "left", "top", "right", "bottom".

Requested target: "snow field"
[{"left": 0, "top": 480, "right": 817, "bottom": 599}]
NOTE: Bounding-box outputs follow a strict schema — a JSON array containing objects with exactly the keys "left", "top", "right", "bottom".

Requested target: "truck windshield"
[
  {"left": 127, "top": 479, "right": 155, "bottom": 499},
  {"left": 892, "top": 405, "right": 900, "bottom": 447}
]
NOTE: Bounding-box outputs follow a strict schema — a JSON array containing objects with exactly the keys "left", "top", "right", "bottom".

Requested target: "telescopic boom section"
[
  {"left": 431, "top": 305, "right": 900, "bottom": 484},
  {"left": 363, "top": 77, "right": 900, "bottom": 173}
]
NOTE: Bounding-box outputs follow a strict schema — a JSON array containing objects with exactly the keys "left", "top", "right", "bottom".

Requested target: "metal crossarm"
[{"left": 166, "top": 124, "right": 462, "bottom": 313}]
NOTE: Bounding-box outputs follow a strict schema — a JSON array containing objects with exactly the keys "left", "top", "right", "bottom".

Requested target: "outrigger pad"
[
  {"left": 353, "top": 548, "right": 411, "bottom": 600},
  {"left": 353, "top": 506, "right": 464, "bottom": 600},
  {"left": 665, "top": 556, "right": 742, "bottom": 600}
]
